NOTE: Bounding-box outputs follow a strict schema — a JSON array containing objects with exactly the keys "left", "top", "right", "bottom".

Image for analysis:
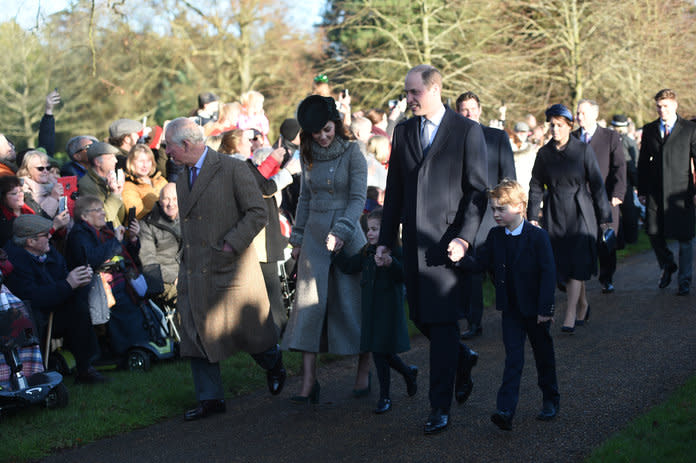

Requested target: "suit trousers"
[
  {"left": 463, "top": 273, "right": 485, "bottom": 327},
  {"left": 598, "top": 204, "right": 620, "bottom": 285},
  {"left": 497, "top": 310, "right": 559, "bottom": 415},
  {"left": 414, "top": 321, "right": 473, "bottom": 412},
  {"left": 190, "top": 344, "right": 281, "bottom": 401},
  {"left": 648, "top": 234, "right": 693, "bottom": 289}
]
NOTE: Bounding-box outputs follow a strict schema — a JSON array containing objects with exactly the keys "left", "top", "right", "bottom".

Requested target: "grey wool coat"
[
  {"left": 176, "top": 149, "right": 278, "bottom": 363},
  {"left": 281, "top": 138, "right": 367, "bottom": 354}
]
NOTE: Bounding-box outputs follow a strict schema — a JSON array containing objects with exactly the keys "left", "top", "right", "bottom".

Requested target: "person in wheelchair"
[
  {"left": 65, "top": 195, "right": 148, "bottom": 362},
  {"left": 2, "top": 215, "right": 104, "bottom": 383}
]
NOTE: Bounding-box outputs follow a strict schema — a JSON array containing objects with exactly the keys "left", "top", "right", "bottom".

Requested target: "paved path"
[{"left": 41, "top": 248, "right": 696, "bottom": 463}]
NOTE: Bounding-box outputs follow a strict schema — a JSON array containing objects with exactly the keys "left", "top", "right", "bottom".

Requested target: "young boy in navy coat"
[{"left": 459, "top": 178, "right": 559, "bottom": 430}]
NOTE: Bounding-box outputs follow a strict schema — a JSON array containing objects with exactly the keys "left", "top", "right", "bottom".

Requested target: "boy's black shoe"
[
  {"left": 536, "top": 401, "right": 559, "bottom": 421},
  {"left": 460, "top": 324, "right": 482, "bottom": 339},
  {"left": 659, "top": 263, "right": 678, "bottom": 289},
  {"left": 491, "top": 410, "right": 513, "bottom": 430},
  {"left": 455, "top": 349, "right": 478, "bottom": 404},
  {"left": 424, "top": 408, "right": 449, "bottom": 434}
]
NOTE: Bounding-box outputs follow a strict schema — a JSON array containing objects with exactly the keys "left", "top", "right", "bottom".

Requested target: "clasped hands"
[{"left": 375, "top": 238, "right": 469, "bottom": 267}]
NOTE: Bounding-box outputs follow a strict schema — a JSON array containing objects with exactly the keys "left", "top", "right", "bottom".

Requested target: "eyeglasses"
[
  {"left": 32, "top": 165, "right": 50, "bottom": 171},
  {"left": 30, "top": 232, "right": 50, "bottom": 239},
  {"left": 314, "top": 74, "right": 328, "bottom": 83}
]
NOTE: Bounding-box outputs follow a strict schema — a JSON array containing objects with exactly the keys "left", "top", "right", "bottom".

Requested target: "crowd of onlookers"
[{"left": 0, "top": 75, "right": 647, "bottom": 391}]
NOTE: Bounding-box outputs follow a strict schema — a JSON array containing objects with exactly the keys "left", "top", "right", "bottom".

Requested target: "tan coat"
[
  {"left": 122, "top": 172, "right": 168, "bottom": 219},
  {"left": 176, "top": 149, "right": 277, "bottom": 362}
]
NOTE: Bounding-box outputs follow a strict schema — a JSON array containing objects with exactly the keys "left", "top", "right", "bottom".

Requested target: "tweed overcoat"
[
  {"left": 176, "top": 149, "right": 277, "bottom": 362},
  {"left": 281, "top": 138, "right": 367, "bottom": 354},
  {"left": 378, "top": 107, "right": 488, "bottom": 324},
  {"left": 637, "top": 116, "right": 696, "bottom": 241}
]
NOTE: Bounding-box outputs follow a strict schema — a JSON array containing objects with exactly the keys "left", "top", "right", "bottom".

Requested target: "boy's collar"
[{"left": 505, "top": 220, "right": 524, "bottom": 236}]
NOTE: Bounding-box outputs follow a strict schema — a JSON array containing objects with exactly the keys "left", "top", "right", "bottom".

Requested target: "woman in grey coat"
[{"left": 281, "top": 95, "right": 369, "bottom": 403}]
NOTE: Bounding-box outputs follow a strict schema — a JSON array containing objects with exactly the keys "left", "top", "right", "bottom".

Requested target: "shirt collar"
[
  {"left": 582, "top": 124, "right": 598, "bottom": 139},
  {"left": 193, "top": 146, "right": 209, "bottom": 171},
  {"left": 422, "top": 104, "right": 446, "bottom": 127},
  {"left": 661, "top": 116, "right": 677, "bottom": 131},
  {"left": 505, "top": 220, "right": 524, "bottom": 236}
]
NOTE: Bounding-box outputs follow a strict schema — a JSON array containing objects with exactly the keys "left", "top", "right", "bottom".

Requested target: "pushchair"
[{"left": 0, "top": 294, "right": 68, "bottom": 418}]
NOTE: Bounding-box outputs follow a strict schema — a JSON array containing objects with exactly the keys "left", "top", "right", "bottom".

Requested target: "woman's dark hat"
[
  {"left": 545, "top": 104, "right": 573, "bottom": 123},
  {"left": 297, "top": 95, "right": 341, "bottom": 134},
  {"left": 610, "top": 114, "right": 629, "bottom": 127}
]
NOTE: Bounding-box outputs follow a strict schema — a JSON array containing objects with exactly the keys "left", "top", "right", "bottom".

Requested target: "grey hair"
[
  {"left": 65, "top": 135, "right": 98, "bottom": 160},
  {"left": 166, "top": 117, "right": 205, "bottom": 145},
  {"left": 577, "top": 99, "right": 599, "bottom": 112}
]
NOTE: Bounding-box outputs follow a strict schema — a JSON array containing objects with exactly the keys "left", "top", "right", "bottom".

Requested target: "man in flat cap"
[
  {"left": 3, "top": 215, "right": 106, "bottom": 383},
  {"left": 78, "top": 142, "right": 126, "bottom": 227},
  {"left": 108, "top": 119, "right": 141, "bottom": 169},
  {"left": 61, "top": 135, "right": 98, "bottom": 179},
  {"left": 193, "top": 92, "right": 220, "bottom": 126}
]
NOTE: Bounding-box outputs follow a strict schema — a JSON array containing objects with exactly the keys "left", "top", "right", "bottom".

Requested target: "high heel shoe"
[
  {"left": 290, "top": 380, "right": 320, "bottom": 404},
  {"left": 352, "top": 372, "right": 371, "bottom": 398},
  {"left": 561, "top": 325, "right": 575, "bottom": 333},
  {"left": 404, "top": 365, "right": 418, "bottom": 397},
  {"left": 575, "top": 305, "right": 591, "bottom": 326}
]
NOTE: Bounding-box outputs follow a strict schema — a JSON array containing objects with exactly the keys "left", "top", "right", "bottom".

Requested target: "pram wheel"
[
  {"left": 126, "top": 348, "right": 151, "bottom": 372},
  {"left": 44, "top": 382, "right": 69, "bottom": 409}
]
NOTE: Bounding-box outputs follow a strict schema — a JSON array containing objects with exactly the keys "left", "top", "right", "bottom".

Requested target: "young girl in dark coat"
[{"left": 333, "top": 208, "right": 417, "bottom": 414}]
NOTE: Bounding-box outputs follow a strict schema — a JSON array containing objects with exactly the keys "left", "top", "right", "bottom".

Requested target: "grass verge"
[{"left": 585, "top": 374, "right": 696, "bottom": 463}]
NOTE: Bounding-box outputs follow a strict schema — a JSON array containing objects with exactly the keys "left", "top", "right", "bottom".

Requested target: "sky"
[{"left": 0, "top": 0, "right": 326, "bottom": 31}]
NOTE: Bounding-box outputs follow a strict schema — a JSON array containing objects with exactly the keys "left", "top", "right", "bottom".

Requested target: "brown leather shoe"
[{"left": 184, "top": 399, "right": 226, "bottom": 421}]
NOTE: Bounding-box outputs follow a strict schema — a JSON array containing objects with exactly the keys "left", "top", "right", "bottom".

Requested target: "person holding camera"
[{"left": 78, "top": 142, "right": 126, "bottom": 228}]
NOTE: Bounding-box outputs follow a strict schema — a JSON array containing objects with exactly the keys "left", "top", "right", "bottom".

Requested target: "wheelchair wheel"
[
  {"left": 126, "top": 348, "right": 151, "bottom": 372},
  {"left": 47, "top": 351, "right": 70, "bottom": 375},
  {"left": 45, "top": 383, "right": 69, "bottom": 409}
]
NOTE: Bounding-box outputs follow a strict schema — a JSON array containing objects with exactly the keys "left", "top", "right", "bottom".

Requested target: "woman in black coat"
[{"left": 528, "top": 104, "right": 612, "bottom": 332}]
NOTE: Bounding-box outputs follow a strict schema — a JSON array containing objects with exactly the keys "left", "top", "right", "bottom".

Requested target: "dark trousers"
[
  {"left": 597, "top": 240, "right": 617, "bottom": 285},
  {"left": 52, "top": 302, "right": 98, "bottom": 374},
  {"left": 463, "top": 273, "right": 484, "bottom": 326},
  {"left": 373, "top": 352, "right": 410, "bottom": 399},
  {"left": 648, "top": 234, "right": 693, "bottom": 288},
  {"left": 497, "top": 310, "right": 559, "bottom": 415},
  {"left": 260, "top": 262, "right": 287, "bottom": 335},
  {"left": 414, "top": 321, "right": 473, "bottom": 412},
  {"left": 190, "top": 344, "right": 281, "bottom": 401}
]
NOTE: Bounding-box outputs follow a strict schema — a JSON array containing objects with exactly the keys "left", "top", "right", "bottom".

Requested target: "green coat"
[
  {"left": 334, "top": 244, "right": 410, "bottom": 354},
  {"left": 78, "top": 169, "right": 126, "bottom": 227}
]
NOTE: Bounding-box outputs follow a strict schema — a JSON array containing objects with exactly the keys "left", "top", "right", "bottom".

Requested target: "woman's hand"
[
  {"left": 114, "top": 225, "right": 126, "bottom": 242},
  {"left": 66, "top": 265, "right": 93, "bottom": 289},
  {"left": 50, "top": 182, "right": 64, "bottom": 199},
  {"left": 52, "top": 210, "right": 70, "bottom": 230},
  {"left": 325, "top": 233, "right": 344, "bottom": 252},
  {"left": 291, "top": 247, "right": 301, "bottom": 260},
  {"left": 127, "top": 218, "right": 140, "bottom": 242},
  {"left": 530, "top": 220, "right": 540, "bottom": 228},
  {"left": 269, "top": 147, "right": 285, "bottom": 164}
]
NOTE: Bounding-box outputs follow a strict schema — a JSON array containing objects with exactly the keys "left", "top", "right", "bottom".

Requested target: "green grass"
[{"left": 585, "top": 375, "right": 696, "bottom": 463}]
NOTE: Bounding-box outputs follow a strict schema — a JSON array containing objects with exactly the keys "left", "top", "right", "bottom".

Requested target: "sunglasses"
[{"left": 32, "top": 165, "right": 51, "bottom": 171}]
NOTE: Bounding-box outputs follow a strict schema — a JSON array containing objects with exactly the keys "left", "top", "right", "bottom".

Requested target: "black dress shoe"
[
  {"left": 601, "top": 282, "right": 615, "bottom": 294},
  {"left": 374, "top": 397, "right": 392, "bottom": 414},
  {"left": 424, "top": 408, "right": 449, "bottom": 434},
  {"left": 460, "top": 324, "right": 482, "bottom": 339},
  {"left": 455, "top": 349, "right": 478, "bottom": 404},
  {"left": 404, "top": 365, "right": 418, "bottom": 397},
  {"left": 266, "top": 360, "right": 287, "bottom": 396},
  {"left": 536, "top": 401, "right": 558, "bottom": 421},
  {"left": 184, "top": 399, "right": 226, "bottom": 421},
  {"left": 75, "top": 367, "right": 108, "bottom": 384},
  {"left": 491, "top": 410, "right": 513, "bottom": 431},
  {"left": 659, "top": 263, "right": 678, "bottom": 289},
  {"left": 677, "top": 285, "right": 690, "bottom": 296}
]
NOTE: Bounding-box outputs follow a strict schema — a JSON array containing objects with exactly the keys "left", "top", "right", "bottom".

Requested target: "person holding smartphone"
[{"left": 77, "top": 142, "right": 126, "bottom": 227}]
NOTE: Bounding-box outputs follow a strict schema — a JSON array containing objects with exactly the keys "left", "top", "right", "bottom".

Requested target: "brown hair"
[
  {"left": 219, "top": 129, "right": 245, "bottom": 155},
  {"left": 299, "top": 118, "right": 350, "bottom": 169},
  {"left": 654, "top": 88, "right": 677, "bottom": 102},
  {"left": 489, "top": 178, "right": 528, "bottom": 217}
]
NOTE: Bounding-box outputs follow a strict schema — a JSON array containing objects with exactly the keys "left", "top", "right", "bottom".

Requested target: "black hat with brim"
[{"left": 297, "top": 95, "right": 341, "bottom": 134}]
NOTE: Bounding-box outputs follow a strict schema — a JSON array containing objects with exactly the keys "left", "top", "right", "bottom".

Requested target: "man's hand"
[
  {"left": 447, "top": 238, "right": 469, "bottom": 263},
  {"left": 530, "top": 220, "right": 541, "bottom": 228},
  {"left": 127, "top": 218, "right": 140, "bottom": 242},
  {"left": 537, "top": 315, "right": 553, "bottom": 324},
  {"left": 375, "top": 245, "right": 391, "bottom": 267},
  {"left": 45, "top": 89, "right": 60, "bottom": 116},
  {"left": 52, "top": 210, "right": 70, "bottom": 230},
  {"left": 66, "top": 265, "right": 93, "bottom": 289},
  {"left": 107, "top": 172, "right": 124, "bottom": 195},
  {"left": 611, "top": 197, "right": 623, "bottom": 207}
]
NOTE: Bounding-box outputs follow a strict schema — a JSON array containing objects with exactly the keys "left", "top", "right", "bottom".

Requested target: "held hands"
[
  {"left": 447, "top": 238, "right": 469, "bottom": 263},
  {"left": 66, "top": 265, "right": 93, "bottom": 289},
  {"left": 375, "top": 245, "right": 391, "bottom": 267},
  {"left": 530, "top": 220, "right": 540, "bottom": 228},
  {"left": 325, "top": 233, "right": 344, "bottom": 252},
  {"left": 611, "top": 197, "right": 623, "bottom": 207}
]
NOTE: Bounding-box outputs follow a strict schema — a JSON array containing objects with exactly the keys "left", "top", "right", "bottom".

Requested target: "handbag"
[{"left": 88, "top": 273, "right": 115, "bottom": 325}]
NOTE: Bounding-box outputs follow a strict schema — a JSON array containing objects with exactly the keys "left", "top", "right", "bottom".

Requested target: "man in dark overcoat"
[
  {"left": 638, "top": 89, "right": 696, "bottom": 296},
  {"left": 165, "top": 117, "right": 286, "bottom": 421},
  {"left": 573, "top": 99, "right": 627, "bottom": 294},
  {"left": 377, "top": 65, "right": 488, "bottom": 434},
  {"left": 456, "top": 91, "right": 516, "bottom": 339}
]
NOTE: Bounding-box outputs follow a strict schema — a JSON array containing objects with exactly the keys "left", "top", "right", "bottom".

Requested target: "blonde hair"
[
  {"left": 366, "top": 135, "right": 390, "bottom": 164},
  {"left": 240, "top": 91, "right": 264, "bottom": 115},
  {"left": 17, "top": 150, "right": 50, "bottom": 178},
  {"left": 489, "top": 178, "right": 528, "bottom": 216},
  {"left": 126, "top": 144, "right": 156, "bottom": 177}
]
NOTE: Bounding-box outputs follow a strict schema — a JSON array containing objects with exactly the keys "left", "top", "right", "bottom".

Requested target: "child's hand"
[
  {"left": 537, "top": 315, "right": 553, "bottom": 324},
  {"left": 380, "top": 254, "right": 392, "bottom": 267}
]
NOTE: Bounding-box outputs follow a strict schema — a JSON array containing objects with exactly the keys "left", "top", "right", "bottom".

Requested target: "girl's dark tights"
[{"left": 372, "top": 352, "right": 410, "bottom": 399}]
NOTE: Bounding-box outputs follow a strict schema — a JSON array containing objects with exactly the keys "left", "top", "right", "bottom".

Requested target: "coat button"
[{"left": 201, "top": 268, "right": 207, "bottom": 274}]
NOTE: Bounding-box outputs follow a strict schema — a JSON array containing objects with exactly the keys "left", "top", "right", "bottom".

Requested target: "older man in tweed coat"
[{"left": 165, "top": 117, "right": 285, "bottom": 421}]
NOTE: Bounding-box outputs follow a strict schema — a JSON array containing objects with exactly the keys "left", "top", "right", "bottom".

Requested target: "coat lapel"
[
  {"left": 424, "top": 108, "right": 453, "bottom": 162},
  {"left": 180, "top": 149, "right": 221, "bottom": 219}
]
